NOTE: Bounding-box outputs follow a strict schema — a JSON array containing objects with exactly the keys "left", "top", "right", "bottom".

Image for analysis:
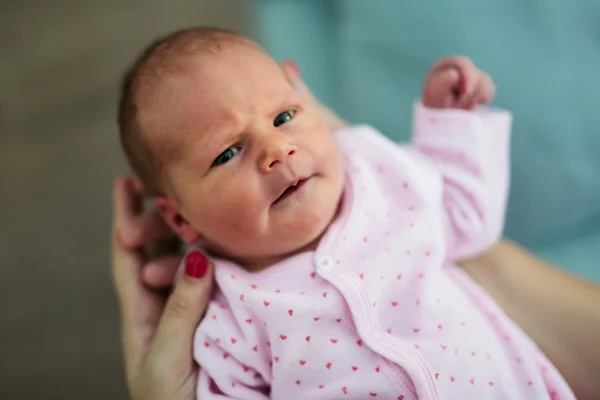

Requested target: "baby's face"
[{"left": 154, "top": 45, "right": 344, "bottom": 268}]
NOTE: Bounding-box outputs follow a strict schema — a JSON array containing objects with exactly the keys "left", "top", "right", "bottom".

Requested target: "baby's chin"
[{"left": 204, "top": 189, "right": 343, "bottom": 271}]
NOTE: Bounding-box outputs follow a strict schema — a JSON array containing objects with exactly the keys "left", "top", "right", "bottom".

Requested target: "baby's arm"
[
  {"left": 195, "top": 302, "right": 270, "bottom": 399},
  {"left": 413, "top": 56, "right": 512, "bottom": 260}
]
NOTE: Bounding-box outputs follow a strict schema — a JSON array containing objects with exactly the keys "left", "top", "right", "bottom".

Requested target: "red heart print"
[
  {"left": 239, "top": 294, "right": 245, "bottom": 301},
  {"left": 243, "top": 366, "right": 250, "bottom": 372},
  {"left": 296, "top": 380, "right": 301, "bottom": 385},
  {"left": 359, "top": 273, "right": 364, "bottom": 279},
  {"left": 450, "top": 376, "right": 455, "bottom": 382},
  {"left": 489, "top": 381, "right": 494, "bottom": 387},
  {"left": 215, "top": 338, "right": 221, "bottom": 344},
  {"left": 527, "top": 380, "right": 533, "bottom": 386},
  {"left": 396, "top": 274, "right": 402, "bottom": 280},
  {"left": 435, "top": 373, "right": 439, "bottom": 380},
  {"left": 425, "top": 251, "right": 431, "bottom": 257},
  {"left": 314, "top": 317, "right": 320, "bottom": 321},
  {"left": 391, "top": 301, "right": 398, "bottom": 307},
  {"left": 398, "top": 397, "right": 405, "bottom": 400},
  {"left": 330, "top": 338, "right": 338, "bottom": 344},
  {"left": 415, "top": 299, "right": 421, "bottom": 306},
  {"left": 471, "top": 351, "right": 476, "bottom": 357},
  {"left": 204, "top": 342, "right": 210, "bottom": 348},
  {"left": 460, "top": 321, "right": 466, "bottom": 326},
  {"left": 336, "top": 318, "right": 342, "bottom": 323},
  {"left": 299, "top": 360, "right": 306, "bottom": 366},
  {"left": 342, "top": 386, "right": 348, "bottom": 394},
  {"left": 251, "top": 284, "right": 258, "bottom": 289},
  {"left": 413, "top": 328, "right": 420, "bottom": 333},
  {"left": 288, "top": 309, "right": 294, "bottom": 316},
  {"left": 403, "top": 182, "right": 409, "bottom": 189},
  {"left": 356, "top": 339, "right": 363, "bottom": 346},
  {"left": 212, "top": 314, "right": 217, "bottom": 320},
  {"left": 386, "top": 328, "right": 392, "bottom": 334},
  {"left": 230, "top": 273, "right": 236, "bottom": 279},
  {"left": 414, "top": 344, "right": 420, "bottom": 349},
  {"left": 352, "top": 366, "right": 358, "bottom": 371},
  {"left": 319, "top": 385, "right": 325, "bottom": 389},
  {"left": 263, "top": 300, "right": 270, "bottom": 306},
  {"left": 441, "top": 344, "right": 447, "bottom": 350},
  {"left": 230, "top": 338, "right": 237, "bottom": 344},
  {"left": 375, "top": 366, "right": 380, "bottom": 373},
  {"left": 418, "top": 273, "right": 424, "bottom": 278},
  {"left": 326, "top": 362, "right": 332, "bottom": 369},
  {"left": 438, "top": 324, "right": 443, "bottom": 330},
  {"left": 305, "top": 336, "right": 311, "bottom": 342},
  {"left": 310, "top": 272, "right": 317, "bottom": 279},
  {"left": 280, "top": 335, "right": 287, "bottom": 340},
  {"left": 223, "top": 352, "right": 230, "bottom": 359},
  {"left": 370, "top": 393, "right": 377, "bottom": 397},
  {"left": 275, "top": 289, "right": 281, "bottom": 293},
  {"left": 274, "top": 356, "right": 279, "bottom": 363},
  {"left": 363, "top": 236, "right": 369, "bottom": 243},
  {"left": 245, "top": 319, "right": 252, "bottom": 324},
  {"left": 252, "top": 345, "right": 258, "bottom": 352},
  {"left": 470, "top": 378, "right": 475, "bottom": 385},
  {"left": 322, "top": 292, "right": 327, "bottom": 298}
]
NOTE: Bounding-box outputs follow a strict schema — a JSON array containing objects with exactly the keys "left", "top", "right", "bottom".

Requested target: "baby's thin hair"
[{"left": 117, "top": 26, "right": 253, "bottom": 195}]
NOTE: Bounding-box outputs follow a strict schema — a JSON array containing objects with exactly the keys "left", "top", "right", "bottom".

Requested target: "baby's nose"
[{"left": 258, "top": 139, "right": 297, "bottom": 174}]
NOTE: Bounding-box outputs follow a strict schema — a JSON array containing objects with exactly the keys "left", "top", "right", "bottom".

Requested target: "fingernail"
[
  {"left": 287, "top": 59, "right": 301, "bottom": 78},
  {"left": 185, "top": 251, "right": 208, "bottom": 279}
]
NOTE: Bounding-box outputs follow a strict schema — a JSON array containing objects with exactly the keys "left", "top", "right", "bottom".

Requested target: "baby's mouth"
[{"left": 273, "top": 178, "right": 308, "bottom": 204}]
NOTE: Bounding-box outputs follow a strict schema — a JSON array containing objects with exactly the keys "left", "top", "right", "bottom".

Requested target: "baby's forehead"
[{"left": 139, "top": 42, "right": 294, "bottom": 158}]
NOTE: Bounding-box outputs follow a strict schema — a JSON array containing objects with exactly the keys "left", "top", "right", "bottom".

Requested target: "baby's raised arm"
[{"left": 412, "top": 56, "right": 512, "bottom": 260}]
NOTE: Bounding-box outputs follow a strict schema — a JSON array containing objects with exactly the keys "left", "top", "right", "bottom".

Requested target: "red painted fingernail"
[
  {"left": 185, "top": 251, "right": 208, "bottom": 279},
  {"left": 287, "top": 59, "right": 301, "bottom": 77}
]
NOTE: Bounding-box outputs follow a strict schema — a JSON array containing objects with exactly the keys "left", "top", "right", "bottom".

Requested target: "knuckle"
[{"left": 167, "top": 295, "right": 192, "bottom": 317}]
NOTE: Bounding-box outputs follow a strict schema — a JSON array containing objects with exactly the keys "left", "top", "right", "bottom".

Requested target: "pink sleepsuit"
[{"left": 188, "top": 103, "right": 574, "bottom": 399}]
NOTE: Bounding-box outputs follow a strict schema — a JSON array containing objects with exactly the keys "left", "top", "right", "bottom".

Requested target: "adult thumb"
[{"left": 151, "top": 251, "right": 213, "bottom": 365}]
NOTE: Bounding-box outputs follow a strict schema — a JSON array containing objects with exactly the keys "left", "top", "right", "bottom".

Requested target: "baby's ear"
[{"left": 155, "top": 196, "right": 202, "bottom": 244}]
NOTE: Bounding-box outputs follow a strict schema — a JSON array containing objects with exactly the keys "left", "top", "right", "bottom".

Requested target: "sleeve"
[
  {"left": 410, "top": 102, "right": 513, "bottom": 260},
  {"left": 194, "top": 302, "right": 270, "bottom": 400}
]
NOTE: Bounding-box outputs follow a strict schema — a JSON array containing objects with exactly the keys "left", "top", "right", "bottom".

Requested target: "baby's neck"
[{"left": 241, "top": 235, "right": 322, "bottom": 272}]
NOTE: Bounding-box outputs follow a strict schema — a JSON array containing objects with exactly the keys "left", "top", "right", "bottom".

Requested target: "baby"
[{"left": 118, "top": 27, "right": 574, "bottom": 399}]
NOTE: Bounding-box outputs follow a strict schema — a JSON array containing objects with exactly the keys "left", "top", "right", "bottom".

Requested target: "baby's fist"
[{"left": 422, "top": 56, "right": 495, "bottom": 110}]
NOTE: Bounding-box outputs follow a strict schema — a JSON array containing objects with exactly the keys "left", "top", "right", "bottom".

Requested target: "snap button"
[{"left": 315, "top": 255, "right": 334, "bottom": 272}]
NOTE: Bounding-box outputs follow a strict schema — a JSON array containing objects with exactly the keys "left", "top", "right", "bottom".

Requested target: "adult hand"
[{"left": 112, "top": 177, "right": 213, "bottom": 400}]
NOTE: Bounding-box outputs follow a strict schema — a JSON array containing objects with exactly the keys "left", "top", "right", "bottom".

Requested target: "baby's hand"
[{"left": 422, "top": 56, "right": 495, "bottom": 110}]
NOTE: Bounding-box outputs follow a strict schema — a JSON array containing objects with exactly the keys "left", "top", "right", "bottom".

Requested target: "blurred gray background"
[{"left": 0, "top": 1, "right": 250, "bottom": 398}]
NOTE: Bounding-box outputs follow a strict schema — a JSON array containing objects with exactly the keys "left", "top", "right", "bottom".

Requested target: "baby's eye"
[
  {"left": 212, "top": 146, "right": 240, "bottom": 167},
  {"left": 273, "top": 110, "right": 295, "bottom": 127}
]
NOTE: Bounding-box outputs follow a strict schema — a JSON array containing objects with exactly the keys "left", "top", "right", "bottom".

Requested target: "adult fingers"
[
  {"left": 149, "top": 252, "right": 214, "bottom": 367},
  {"left": 119, "top": 210, "right": 175, "bottom": 249},
  {"left": 142, "top": 256, "right": 183, "bottom": 289}
]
